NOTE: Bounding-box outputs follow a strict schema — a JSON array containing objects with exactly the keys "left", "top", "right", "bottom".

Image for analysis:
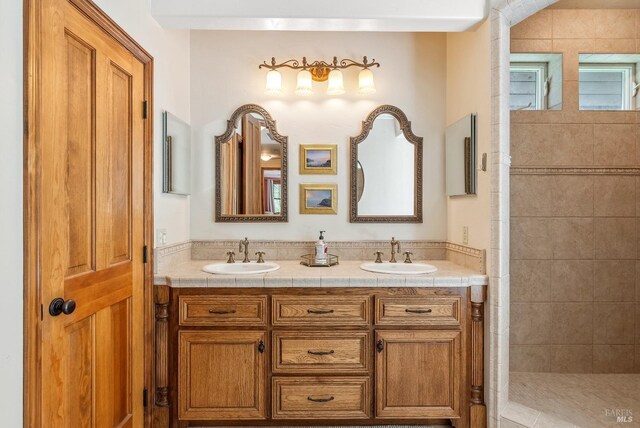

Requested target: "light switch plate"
[{"left": 157, "top": 228, "right": 167, "bottom": 247}]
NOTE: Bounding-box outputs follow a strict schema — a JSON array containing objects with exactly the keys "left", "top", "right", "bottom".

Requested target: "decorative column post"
[{"left": 470, "top": 284, "right": 487, "bottom": 428}]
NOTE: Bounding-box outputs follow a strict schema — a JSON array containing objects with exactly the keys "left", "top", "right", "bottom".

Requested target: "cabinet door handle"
[
  {"left": 307, "top": 350, "right": 335, "bottom": 356},
  {"left": 405, "top": 308, "right": 432, "bottom": 314},
  {"left": 258, "top": 340, "right": 265, "bottom": 353},
  {"left": 307, "top": 309, "right": 334, "bottom": 314},
  {"left": 376, "top": 339, "right": 384, "bottom": 353},
  {"left": 307, "top": 396, "right": 334, "bottom": 403},
  {"left": 208, "top": 309, "right": 236, "bottom": 314}
]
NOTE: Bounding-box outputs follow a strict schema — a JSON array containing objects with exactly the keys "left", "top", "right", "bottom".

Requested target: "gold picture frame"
[
  {"left": 299, "top": 183, "right": 338, "bottom": 214},
  {"left": 299, "top": 144, "right": 337, "bottom": 175}
]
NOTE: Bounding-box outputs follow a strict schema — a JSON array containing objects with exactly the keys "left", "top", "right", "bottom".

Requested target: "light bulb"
[
  {"left": 295, "top": 69, "right": 313, "bottom": 96},
  {"left": 260, "top": 153, "right": 273, "bottom": 161},
  {"left": 265, "top": 69, "right": 282, "bottom": 95},
  {"left": 358, "top": 68, "right": 376, "bottom": 94},
  {"left": 326, "top": 69, "right": 345, "bottom": 95}
]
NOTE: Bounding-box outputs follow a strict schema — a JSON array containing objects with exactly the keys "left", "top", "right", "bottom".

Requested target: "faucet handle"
[
  {"left": 373, "top": 251, "right": 384, "bottom": 263},
  {"left": 226, "top": 251, "right": 236, "bottom": 263},
  {"left": 403, "top": 251, "right": 413, "bottom": 264},
  {"left": 255, "top": 251, "right": 266, "bottom": 263}
]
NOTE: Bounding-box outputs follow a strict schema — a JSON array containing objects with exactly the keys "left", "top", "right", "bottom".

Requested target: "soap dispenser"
[{"left": 315, "top": 231, "right": 328, "bottom": 264}]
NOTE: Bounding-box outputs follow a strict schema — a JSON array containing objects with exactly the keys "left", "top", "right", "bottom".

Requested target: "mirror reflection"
[
  {"left": 446, "top": 113, "right": 477, "bottom": 197},
  {"left": 216, "top": 105, "right": 287, "bottom": 222},
  {"left": 510, "top": 53, "right": 563, "bottom": 111},
  {"left": 162, "top": 111, "right": 191, "bottom": 195},
  {"left": 579, "top": 54, "right": 640, "bottom": 111},
  {"left": 351, "top": 106, "right": 422, "bottom": 223}
]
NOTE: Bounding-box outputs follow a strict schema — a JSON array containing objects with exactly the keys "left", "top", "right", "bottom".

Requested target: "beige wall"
[
  {"left": 0, "top": 0, "right": 23, "bottom": 423},
  {"left": 510, "top": 8, "right": 640, "bottom": 374},
  {"left": 446, "top": 20, "right": 492, "bottom": 257},
  {"left": 189, "top": 31, "right": 448, "bottom": 241}
]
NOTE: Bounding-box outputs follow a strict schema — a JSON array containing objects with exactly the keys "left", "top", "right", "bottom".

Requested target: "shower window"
[
  {"left": 579, "top": 64, "right": 635, "bottom": 110},
  {"left": 510, "top": 63, "right": 548, "bottom": 110},
  {"left": 510, "top": 53, "right": 562, "bottom": 111}
]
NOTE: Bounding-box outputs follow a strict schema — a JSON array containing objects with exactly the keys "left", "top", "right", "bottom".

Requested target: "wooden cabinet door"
[
  {"left": 179, "top": 331, "right": 266, "bottom": 420},
  {"left": 375, "top": 330, "right": 461, "bottom": 419}
]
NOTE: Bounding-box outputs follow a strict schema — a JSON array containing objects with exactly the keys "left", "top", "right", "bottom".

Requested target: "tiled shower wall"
[{"left": 509, "top": 8, "right": 640, "bottom": 373}]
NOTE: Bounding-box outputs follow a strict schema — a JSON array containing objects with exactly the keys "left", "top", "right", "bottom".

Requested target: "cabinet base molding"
[{"left": 156, "top": 286, "right": 487, "bottom": 428}]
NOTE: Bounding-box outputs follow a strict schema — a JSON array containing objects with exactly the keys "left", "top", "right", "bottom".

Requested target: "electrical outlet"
[
  {"left": 462, "top": 226, "right": 469, "bottom": 245},
  {"left": 157, "top": 228, "right": 167, "bottom": 246}
]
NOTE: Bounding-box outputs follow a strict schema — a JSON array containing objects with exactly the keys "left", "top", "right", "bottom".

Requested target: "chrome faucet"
[
  {"left": 390, "top": 237, "right": 401, "bottom": 263},
  {"left": 239, "top": 237, "right": 250, "bottom": 263}
]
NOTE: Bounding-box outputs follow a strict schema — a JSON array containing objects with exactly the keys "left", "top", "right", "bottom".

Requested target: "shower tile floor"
[{"left": 510, "top": 372, "right": 640, "bottom": 427}]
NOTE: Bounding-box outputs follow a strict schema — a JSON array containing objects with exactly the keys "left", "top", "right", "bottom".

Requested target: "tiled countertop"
[{"left": 155, "top": 260, "right": 488, "bottom": 288}]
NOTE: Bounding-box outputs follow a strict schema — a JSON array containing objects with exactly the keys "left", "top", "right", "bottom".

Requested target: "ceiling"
[
  {"left": 150, "top": 0, "right": 488, "bottom": 32},
  {"left": 550, "top": 0, "right": 640, "bottom": 8}
]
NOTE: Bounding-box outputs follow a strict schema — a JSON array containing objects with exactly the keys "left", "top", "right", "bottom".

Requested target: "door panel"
[
  {"left": 64, "top": 32, "right": 96, "bottom": 279},
  {"left": 65, "top": 317, "right": 94, "bottom": 426},
  {"left": 38, "top": 0, "right": 147, "bottom": 426},
  {"left": 95, "top": 298, "right": 132, "bottom": 426},
  {"left": 105, "top": 62, "right": 132, "bottom": 266},
  {"left": 375, "top": 330, "right": 461, "bottom": 419}
]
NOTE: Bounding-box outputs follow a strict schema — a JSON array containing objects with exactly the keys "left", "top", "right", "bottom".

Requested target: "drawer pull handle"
[
  {"left": 376, "top": 339, "right": 384, "bottom": 353},
  {"left": 307, "top": 309, "right": 334, "bottom": 315},
  {"left": 307, "top": 350, "right": 335, "bottom": 356},
  {"left": 208, "top": 309, "right": 236, "bottom": 314},
  {"left": 307, "top": 396, "right": 335, "bottom": 403},
  {"left": 405, "top": 308, "right": 432, "bottom": 314},
  {"left": 258, "top": 340, "right": 265, "bottom": 353}
]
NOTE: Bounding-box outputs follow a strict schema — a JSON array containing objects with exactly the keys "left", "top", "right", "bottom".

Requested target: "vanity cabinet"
[{"left": 156, "top": 287, "right": 486, "bottom": 428}]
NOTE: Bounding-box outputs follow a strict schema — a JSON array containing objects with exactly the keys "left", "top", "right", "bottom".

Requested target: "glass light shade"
[
  {"left": 326, "top": 69, "right": 345, "bottom": 95},
  {"left": 358, "top": 68, "right": 376, "bottom": 94},
  {"left": 295, "top": 70, "right": 313, "bottom": 96},
  {"left": 265, "top": 70, "right": 283, "bottom": 94}
]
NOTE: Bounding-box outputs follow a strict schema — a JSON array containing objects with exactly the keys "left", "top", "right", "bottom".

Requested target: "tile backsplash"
[{"left": 155, "top": 239, "right": 486, "bottom": 275}]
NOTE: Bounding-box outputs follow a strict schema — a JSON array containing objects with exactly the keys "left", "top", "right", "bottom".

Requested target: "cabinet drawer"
[
  {"left": 179, "top": 295, "right": 267, "bottom": 327},
  {"left": 273, "top": 331, "right": 370, "bottom": 373},
  {"left": 272, "top": 295, "right": 370, "bottom": 326},
  {"left": 272, "top": 377, "right": 371, "bottom": 419},
  {"left": 375, "top": 296, "right": 461, "bottom": 326}
]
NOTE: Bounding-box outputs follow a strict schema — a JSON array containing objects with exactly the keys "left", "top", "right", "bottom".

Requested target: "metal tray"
[{"left": 300, "top": 254, "right": 339, "bottom": 267}]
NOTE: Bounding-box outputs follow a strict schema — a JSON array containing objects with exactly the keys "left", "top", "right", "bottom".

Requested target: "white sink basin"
[
  {"left": 360, "top": 262, "right": 437, "bottom": 275},
  {"left": 203, "top": 262, "right": 280, "bottom": 275}
]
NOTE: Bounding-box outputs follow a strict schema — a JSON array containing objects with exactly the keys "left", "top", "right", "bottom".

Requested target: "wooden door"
[
  {"left": 26, "top": 0, "right": 151, "bottom": 426},
  {"left": 242, "top": 114, "right": 263, "bottom": 214},
  {"left": 375, "top": 330, "right": 461, "bottom": 420},
  {"left": 178, "top": 331, "right": 267, "bottom": 420}
]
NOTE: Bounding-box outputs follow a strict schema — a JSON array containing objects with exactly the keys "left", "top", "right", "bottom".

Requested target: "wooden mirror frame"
[
  {"left": 350, "top": 105, "right": 423, "bottom": 223},
  {"left": 215, "top": 104, "right": 288, "bottom": 222}
]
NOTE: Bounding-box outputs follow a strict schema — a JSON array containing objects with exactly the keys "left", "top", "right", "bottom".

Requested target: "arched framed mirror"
[
  {"left": 350, "top": 105, "right": 423, "bottom": 223},
  {"left": 215, "top": 104, "right": 288, "bottom": 222}
]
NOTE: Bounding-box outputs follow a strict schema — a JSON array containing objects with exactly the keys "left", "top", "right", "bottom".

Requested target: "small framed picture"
[
  {"left": 300, "top": 183, "right": 338, "bottom": 215},
  {"left": 299, "top": 144, "right": 337, "bottom": 175}
]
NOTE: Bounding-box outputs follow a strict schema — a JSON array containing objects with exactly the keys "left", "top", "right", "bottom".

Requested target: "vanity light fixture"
[
  {"left": 358, "top": 68, "right": 376, "bottom": 94},
  {"left": 327, "top": 69, "right": 345, "bottom": 95},
  {"left": 260, "top": 153, "right": 273, "bottom": 161},
  {"left": 265, "top": 69, "right": 283, "bottom": 95},
  {"left": 259, "top": 56, "right": 379, "bottom": 96},
  {"left": 295, "top": 69, "right": 314, "bottom": 96}
]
